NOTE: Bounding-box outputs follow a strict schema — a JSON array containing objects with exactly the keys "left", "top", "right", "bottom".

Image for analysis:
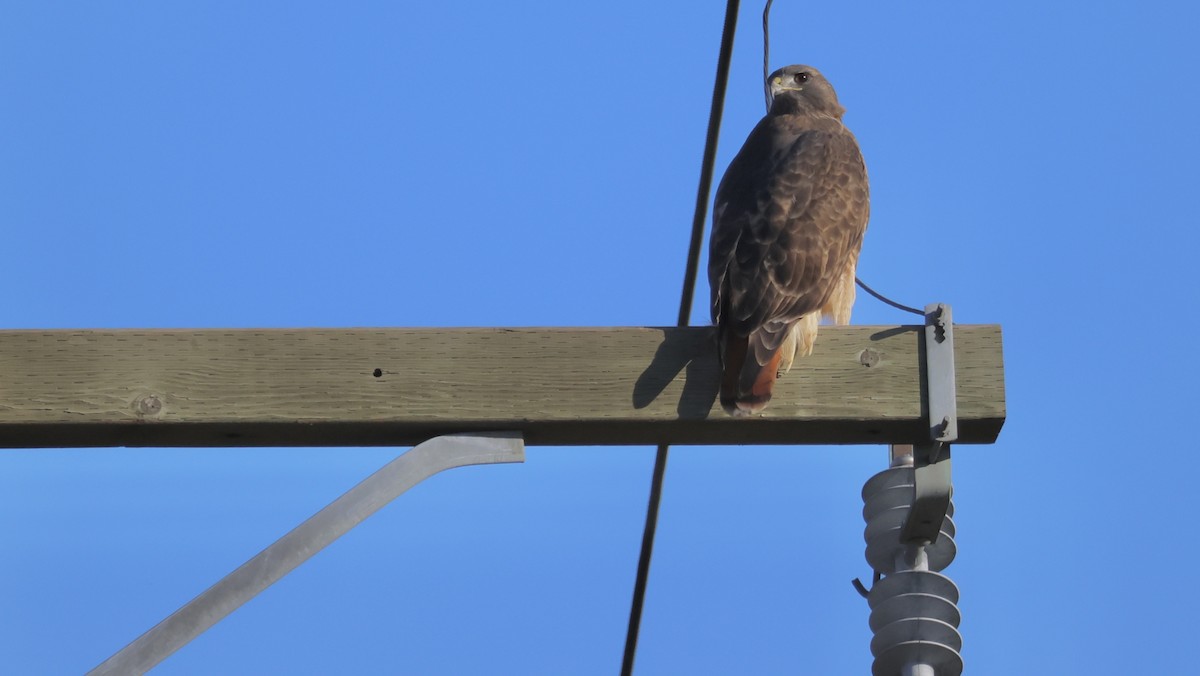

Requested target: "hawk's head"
[{"left": 767, "top": 65, "right": 845, "bottom": 119}]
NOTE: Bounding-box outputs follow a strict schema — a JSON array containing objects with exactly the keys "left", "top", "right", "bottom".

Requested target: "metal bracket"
[
  {"left": 899, "top": 303, "right": 958, "bottom": 544},
  {"left": 89, "top": 432, "right": 526, "bottom": 676},
  {"left": 924, "top": 302, "right": 958, "bottom": 454},
  {"left": 898, "top": 441, "right": 953, "bottom": 544}
]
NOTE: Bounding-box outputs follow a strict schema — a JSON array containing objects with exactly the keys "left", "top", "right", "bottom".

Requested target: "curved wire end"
[
  {"left": 851, "top": 577, "right": 871, "bottom": 599},
  {"left": 855, "top": 277, "right": 924, "bottom": 316}
]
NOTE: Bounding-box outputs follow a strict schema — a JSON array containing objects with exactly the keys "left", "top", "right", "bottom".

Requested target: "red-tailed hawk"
[{"left": 709, "top": 65, "right": 870, "bottom": 416}]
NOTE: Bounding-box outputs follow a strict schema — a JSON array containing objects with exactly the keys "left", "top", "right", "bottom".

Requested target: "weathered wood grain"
[{"left": 0, "top": 325, "right": 1004, "bottom": 447}]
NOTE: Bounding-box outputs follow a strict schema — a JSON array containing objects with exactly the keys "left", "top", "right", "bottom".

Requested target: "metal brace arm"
[
  {"left": 900, "top": 303, "right": 957, "bottom": 543},
  {"left": 89, "top": 432, "right": 526, "bottom": 676}
]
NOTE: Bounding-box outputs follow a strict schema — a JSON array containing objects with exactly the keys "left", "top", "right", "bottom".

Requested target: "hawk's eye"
[{"left": 793, "top": 72, "right": 809, "bottom": 84}]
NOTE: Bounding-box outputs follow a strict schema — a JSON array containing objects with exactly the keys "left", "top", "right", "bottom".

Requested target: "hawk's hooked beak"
[{"left": 771, "top": 76, "right": 802, "bottom": 95}]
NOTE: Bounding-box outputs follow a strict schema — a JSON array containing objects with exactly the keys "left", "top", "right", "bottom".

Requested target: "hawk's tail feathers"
[{"left": 719, "top": 333, "right": 783, "bottom": 417}]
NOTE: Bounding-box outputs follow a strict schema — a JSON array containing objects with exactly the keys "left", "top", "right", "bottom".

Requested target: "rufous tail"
[{"left": 719, "top": 334, "right": 783, "bottom": 417}]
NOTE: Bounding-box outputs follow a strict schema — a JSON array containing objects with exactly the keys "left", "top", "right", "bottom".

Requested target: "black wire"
[
  {"left": 620, "top": 2, "right": 741, "bottom": 674},
  {"left": 674, "top": 6, "right": 741, "bottom": 329},
  {"left": 855, "top": 277, "right": 924, "bottom": 316},
  {"left": 762, "top": 0, "right": 775, "bottom": 110},
  {"left": 620, "top": 442, "right": 669, "bottom": 675}
]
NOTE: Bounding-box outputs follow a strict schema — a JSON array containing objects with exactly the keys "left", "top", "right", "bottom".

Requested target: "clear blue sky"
[{"left": 2, "top": 2, "right": 1198, "bottom": 674}]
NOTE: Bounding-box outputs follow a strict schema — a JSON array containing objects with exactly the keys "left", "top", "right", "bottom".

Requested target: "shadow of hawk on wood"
[{"left": 709, "top": 65, "right": 870, "bottom": 417}]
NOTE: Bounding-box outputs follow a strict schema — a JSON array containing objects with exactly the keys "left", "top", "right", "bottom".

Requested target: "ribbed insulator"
[
  {"left": 862, "top": 467, "right": 956, "bottom": 574},
  {"left": 862, "top": 466, "right": 962, "bottom": 676},
  {"left": 868, "top": 571, "right": 962, "bottom": 675}
]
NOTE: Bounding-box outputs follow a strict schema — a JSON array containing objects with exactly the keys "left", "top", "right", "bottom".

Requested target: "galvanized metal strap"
[
  {"left": 900, "top": 303, "right": 958, "bottom": 544},
  {"left": 924, "top": 303, "right": 958, "bottom": 449}
]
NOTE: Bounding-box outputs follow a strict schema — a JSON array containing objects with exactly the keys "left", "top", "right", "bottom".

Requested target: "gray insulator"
[
  {"left": 863, "top": 468, "right": 962, "bottom": 675},
  {"left": 863, "top": 467, "right": 956, "bottom": 574}
]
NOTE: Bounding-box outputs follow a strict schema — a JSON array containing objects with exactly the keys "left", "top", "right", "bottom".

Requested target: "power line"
[
  {"left": 620, "top": 1, "right": 741, "bottom": 674},
  {"left": 762, "top": 0, "right": 775, "bottom": 110}
]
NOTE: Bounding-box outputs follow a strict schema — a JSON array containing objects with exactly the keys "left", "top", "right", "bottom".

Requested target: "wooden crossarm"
[{"left": 0, "top": 325, "right": 1005, "bottom": 448}]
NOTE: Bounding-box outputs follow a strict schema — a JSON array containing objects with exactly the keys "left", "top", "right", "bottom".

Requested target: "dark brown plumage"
[{"left": 709, "top": 65, "right": 870, "bottom": 416}]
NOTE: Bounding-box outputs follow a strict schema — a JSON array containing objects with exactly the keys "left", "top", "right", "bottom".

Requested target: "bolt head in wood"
[{"left": 136, "top": 394, "right": 163, "bottom": 416}]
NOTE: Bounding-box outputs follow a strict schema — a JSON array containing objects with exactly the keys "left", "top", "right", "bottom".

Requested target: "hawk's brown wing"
[{"left": 709, "top": 116, "right": 869, "bottom": 414}]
